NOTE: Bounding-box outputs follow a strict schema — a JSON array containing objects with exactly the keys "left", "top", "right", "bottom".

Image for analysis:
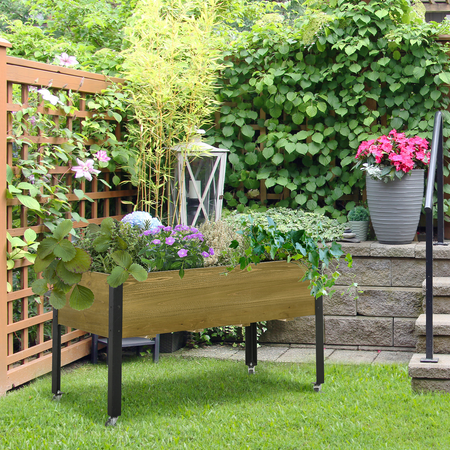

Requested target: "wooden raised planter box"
[{"left": 52, "top": 261, "right": 324, "bottom": 425}]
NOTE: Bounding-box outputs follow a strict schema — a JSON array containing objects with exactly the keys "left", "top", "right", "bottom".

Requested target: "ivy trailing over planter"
[{"left": 208, "top": 0, "right": 450, "bottom": 222}]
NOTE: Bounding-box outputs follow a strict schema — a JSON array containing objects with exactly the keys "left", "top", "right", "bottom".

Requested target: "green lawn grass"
[{"left": 1, "top": 355, "right": 449, "bottom": 449}]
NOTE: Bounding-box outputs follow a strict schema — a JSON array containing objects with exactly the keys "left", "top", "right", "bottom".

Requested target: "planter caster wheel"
[
  {"left": 248, "top": 366, "right": 256, "bottom": 375},
  {"left": 313, "top": 384, "right": 322, "bottom": 393},
  {"left": 105, "top": 416, "right": 118, "bottom": 427},
  {"left": 52, "top": 390, "right": 63, "bottom": 401}
]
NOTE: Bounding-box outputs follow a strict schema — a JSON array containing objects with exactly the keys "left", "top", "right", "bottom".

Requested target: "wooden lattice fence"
[{"left": 0, "top": 39, "right": 135, "bottom": 395}]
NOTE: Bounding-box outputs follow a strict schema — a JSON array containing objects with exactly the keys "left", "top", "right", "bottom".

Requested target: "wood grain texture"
[{"left": 58, "top": 261, "right": 315, "bottom": 338}]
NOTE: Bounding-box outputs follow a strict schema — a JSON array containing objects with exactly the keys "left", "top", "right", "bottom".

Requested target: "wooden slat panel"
[
  {"left": 5, "top": 339, "right": 91, "bottom": 392},
  {"left": 6, "top": 312, "right": 52, "bottom": 333},
  {"left": 6, "top": 65, "right": 111, "bottom": 93},
  {"left": 6, "top": 56, "right": 123, "bottom": 83},
  {"left": 6, "top": 329, "right": 87, "bottom": 365}
]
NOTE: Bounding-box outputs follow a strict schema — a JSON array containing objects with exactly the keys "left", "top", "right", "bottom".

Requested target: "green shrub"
[
  {"left": 224, "top": 207, "right": 346, "bottom": 242},
  {"left": 199, "top": 220, "right": 249, "bottom": 267},
  {"left": 347, "top": 206, "right": 369, "bottom": 222}
]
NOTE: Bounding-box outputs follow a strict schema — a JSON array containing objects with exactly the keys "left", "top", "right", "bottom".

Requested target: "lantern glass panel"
[{"left": 185, "top": 155, "right": 219, "bottom": 226}]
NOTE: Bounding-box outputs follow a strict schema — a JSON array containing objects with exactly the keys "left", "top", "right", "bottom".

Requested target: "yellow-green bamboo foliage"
[{"left": 122, "top": 0, "right": 222, "bottom": 220}]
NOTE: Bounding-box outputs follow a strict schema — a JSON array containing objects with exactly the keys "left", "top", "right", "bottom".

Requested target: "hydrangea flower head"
[{"left": 121, "top": 211, "right": 162, "bottom": 230}]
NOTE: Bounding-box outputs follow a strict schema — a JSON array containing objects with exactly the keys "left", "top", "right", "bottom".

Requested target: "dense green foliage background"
[{"left": 206, "top": 0, "right": 450, "bottom": 221}]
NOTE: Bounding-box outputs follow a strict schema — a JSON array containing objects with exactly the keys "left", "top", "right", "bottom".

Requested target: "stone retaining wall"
[{"left": 260, "top": 241, "right": 450, "bottom": 351}]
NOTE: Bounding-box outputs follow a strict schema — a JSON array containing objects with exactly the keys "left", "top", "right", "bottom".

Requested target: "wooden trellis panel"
[{"left": 0, "top": 39, "right": 136, "bottom": 395}]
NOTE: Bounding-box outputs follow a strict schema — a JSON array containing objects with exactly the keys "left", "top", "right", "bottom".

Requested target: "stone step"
[
  {"left": 409, "top": 353, "right": 450, "bottom": 393},
  {"left": 422, "top": 278, "right": 450, "bottom": 314},
  {"left": 415, "top": 314, "right": 450, "bottom": 353},
  {"left": 422, "top": 277, "right": 450, "bottom": 296},
  {"left": 415, "top": 314, "right": 450, "bottom": 335}
]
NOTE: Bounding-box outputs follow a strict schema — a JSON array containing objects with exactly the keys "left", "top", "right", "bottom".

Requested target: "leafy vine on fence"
[
  {"left": 7, "top": 82, "right": 135, "bottom": 231},
  {"left": 208, "top": 0, "right": 450, "bottom": 222}
]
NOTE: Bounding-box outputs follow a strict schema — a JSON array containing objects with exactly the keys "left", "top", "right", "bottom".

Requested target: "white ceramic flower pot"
[{"left": 366, "top": 169, "right": 424, "bottom": 245}]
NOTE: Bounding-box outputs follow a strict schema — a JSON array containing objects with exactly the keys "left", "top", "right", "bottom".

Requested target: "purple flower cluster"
[{"left": 139, "top": 224, "right": 214, "bottom": 273}]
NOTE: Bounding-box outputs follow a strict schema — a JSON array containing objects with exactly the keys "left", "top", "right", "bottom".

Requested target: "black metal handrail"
[{"left": 422, "top": 110, "right": 445, "bottom": 363}]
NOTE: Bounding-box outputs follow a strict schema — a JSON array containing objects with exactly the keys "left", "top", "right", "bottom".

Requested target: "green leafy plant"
[
  {"left": 31, "top": 220, "right": 95, "bottom": 310},
  {"left": 230, "top": 216, "right": 352, "bottom": 298},
  {"left": 347, "top": 206, "right": 369, "bottom": 222},
  {"left": 31, "top": 214, "right": 217, "bottom": 310},
  {"left": 6, "top": 229, "right": 38, "bottom": 292},
  {"left": 199, "top": 220, "right": 249, "bottom": 267},
  {"left": 30, "top": 218, "right": 148, "bottom": 310}
]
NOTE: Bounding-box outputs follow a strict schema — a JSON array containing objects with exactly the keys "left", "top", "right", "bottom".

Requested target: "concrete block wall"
[{"left": 260, "top": 241, "right": 450, "bottom": 351}]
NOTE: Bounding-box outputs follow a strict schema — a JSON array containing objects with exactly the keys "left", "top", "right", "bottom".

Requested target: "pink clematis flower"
[
  {"left": 55, "top": 53, "right": 79, "bottom": 67},
  {"left": 71, "top": 158, "right": 101, "bottom": 181},
  {"left": 94, "top": 150, "right": 111, "bottom": 162},
  {"left": 38, "top": 88, "right": 62, "bottom": 106}
]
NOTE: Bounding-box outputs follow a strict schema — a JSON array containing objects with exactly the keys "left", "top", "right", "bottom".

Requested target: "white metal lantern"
[{"left": 171, "top": 134, "right": 229, "bottom": 226}]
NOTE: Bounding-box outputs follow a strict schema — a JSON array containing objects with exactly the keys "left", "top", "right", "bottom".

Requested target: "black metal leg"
[
  {"left": 245, "top": 323, "right": 257, "bottom": 374},
  {"left": 314, "top": 295, "right": 324, "bottom": 392},
  {"left": 106, "top": 285, "right": 123, "bottom": 426},
  {"left": 91, "top": 334, "right": 99, "bottom": 364},
  {"left": 52, "top": 308, "right": 62, "bottom": 399},
  {"left": 153, "top": 334, "right": 160, "bottom": 363}
]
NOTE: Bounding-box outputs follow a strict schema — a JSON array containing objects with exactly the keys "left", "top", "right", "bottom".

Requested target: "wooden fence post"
[{"left": 0, "top": 38, "right": 12, "bottom": 396}]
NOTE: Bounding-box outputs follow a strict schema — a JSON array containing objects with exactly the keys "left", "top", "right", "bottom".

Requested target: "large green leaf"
[
  {"left": 272, "top": 153, "right": 284, "bottom": 165},
  {"left": 37, "top": 237, "right": 58, "bottom": 259},
  {"left": 33, "top": 254, "right": 54, "bottom": 273},
  {"left": 69, "top": 285, "right": 94, "bottom": 310},
  {"left": 245, "top": 153, "right": 258, "bottom": 165},
  {"left": 241, "top": 125, "right": 255, "bottom": 138},
  {"left": 56, "top": 261, "right": 83, "bottom": 285},
  {"left": 100, "top": 217, "right": 114, "bottom": 236},
  {"left": 53, "top": 239, "right": 77, "bottom": 262},
  {"left": 49, "top": 289, "right": 67, "bottom": 309},
  {"left": 93, "top": 234, "right": 112, "bottom": 252},
  {"left": 111, "top": 250, "right": 133, "bottom": 269},
  {"left": 129, "top": 264, "right": 148, "bottom": 282},
  {"left": 53, "top": 219, "right": 74, "bottom": 241},
  {"left": 64, "top": 248, "right": 92, "bottom": 273},
  {"left": 31, "top": 278, "right": 48, "bottom": 296},
  {"left": 107, "top": 266, "right": 129, "bottom": 288},
  {"left": 24, "top": 228, "right": 37, "bottom": 243},
  {"left": 222, "top": 126, "right": 234, "bottom": 137},
  {"left": 43, "top": 260, "right": 59, "bottom": 284},
  {"left": 16, "top": 194, "right": 41, "bottom": 211}
]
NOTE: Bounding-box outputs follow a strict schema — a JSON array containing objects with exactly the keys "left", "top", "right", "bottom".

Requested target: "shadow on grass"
[{"left": 55, "top": 355, "right": 318, "bottom": 422}]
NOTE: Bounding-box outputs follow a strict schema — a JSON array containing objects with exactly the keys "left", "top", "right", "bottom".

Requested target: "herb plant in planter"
[{"left": 347, "top": 206, "right": 370, "bottom": 242}]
